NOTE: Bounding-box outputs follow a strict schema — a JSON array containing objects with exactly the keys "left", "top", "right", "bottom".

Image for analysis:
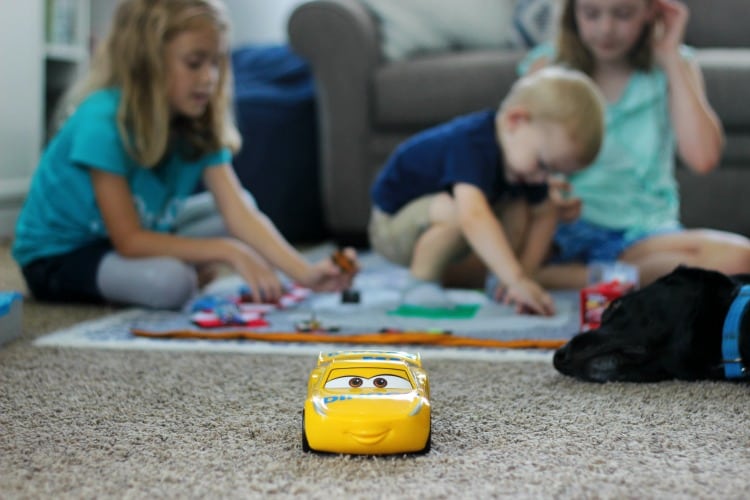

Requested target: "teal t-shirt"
[
  {"left": 519, "top": 44, "right": 691, "bottom": 241},
  {"left": 12, "top": 88, "right": 231, "bottom": 267}
]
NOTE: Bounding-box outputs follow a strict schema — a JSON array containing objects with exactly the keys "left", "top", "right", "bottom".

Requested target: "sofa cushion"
[
  {"left": 722, "top": 134, "right": 750, "bottom": 165},
  {"left": 678, "top": 166, "right": 750, "bottom": 235},
  {"left": 373, "top": 50, "right": 525, "bottom": 127},
  {"left": 681, "top": 0, "right": 750, "bottom": 48},
  {"left": 696, "top": 49, "right": 750, "bottom": 129},
  {"left": 360, "top": 0, "right": 517, "bottom": 61}
]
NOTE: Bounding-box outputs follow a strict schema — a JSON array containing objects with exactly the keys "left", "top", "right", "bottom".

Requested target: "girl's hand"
[
  {"left": 548, "top": 176, "right": 582, "bottom": 223},
  {"left": 493, "top": 276, "right": 556, "bottom": 316},
  {"left": 652, "top": 0, "right": 689, "bottom": 67},
  {"left": 227, "top": 240, "right": 285, "bottom": 303},
  {"left": 303, "top": 247, "right": 359, "bottom": 292}
]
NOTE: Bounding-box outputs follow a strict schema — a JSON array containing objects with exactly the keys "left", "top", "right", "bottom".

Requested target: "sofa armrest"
[{"left": 288, "top": 0, "right": 381, "bottom": 236}]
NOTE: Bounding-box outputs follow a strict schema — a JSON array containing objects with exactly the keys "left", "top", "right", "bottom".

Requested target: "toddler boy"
[{"left": 369, "top": 67, "right": 605, "bottom": 316}]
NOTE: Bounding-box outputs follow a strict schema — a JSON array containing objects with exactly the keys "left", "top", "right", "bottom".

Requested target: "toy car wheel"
[
  {"left": 418, "top": 427, "right": 431, "bottom": 454},
  {"left": 301, "top": 411, "right": 311, "bottom": 452}
]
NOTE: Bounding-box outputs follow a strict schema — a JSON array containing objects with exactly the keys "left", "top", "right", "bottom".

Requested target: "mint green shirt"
[{"left": 519, "top": 44, "right": 689, "bottom": 240}]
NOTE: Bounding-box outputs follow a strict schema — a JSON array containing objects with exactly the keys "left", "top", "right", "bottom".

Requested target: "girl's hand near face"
[{"left": 651, "top": 0, "right": 689, "bottom": 67}]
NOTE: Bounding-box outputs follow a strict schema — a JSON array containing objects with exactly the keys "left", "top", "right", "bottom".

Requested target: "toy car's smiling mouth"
[{"left": 347, "top": 428, "right": 391, "bottom": 445}]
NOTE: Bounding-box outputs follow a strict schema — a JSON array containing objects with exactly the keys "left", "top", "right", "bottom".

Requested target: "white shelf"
[
  {"left": 43, "top": 0, "right": 91, "bottom": 144},
  {"left": 45, "top": 42, "right": 87, "bottom": 62},
  {"left": 0, "top": 1, "right": 43, "bottom": 239},
  {"left": 0, "top": 0, "right": 91, "bottom": 237},
  {"left": 0, "top": 0, "right": 117, "bottom": 238}
]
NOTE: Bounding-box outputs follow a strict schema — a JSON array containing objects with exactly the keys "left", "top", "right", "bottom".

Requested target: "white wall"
[
  {"left": 223, "top": 0, "right": 307, "bottom": 47},
  {"left": 90, "top": 0, "right": 118, "bottom": 44},
  {"left": 90, "top": 0, "right": 304, "bottom": 48},
  {"left": 0, "top": 1, "right": 43, "bottom": 239}
]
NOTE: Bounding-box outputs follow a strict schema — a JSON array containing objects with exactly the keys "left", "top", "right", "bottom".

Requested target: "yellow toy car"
[{"left": 302, "top": 350, "right": 431, "bottom": 455}]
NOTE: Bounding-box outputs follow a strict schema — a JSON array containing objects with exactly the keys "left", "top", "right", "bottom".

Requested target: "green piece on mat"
[{"left": 388, "top": 304, "right": 481, "bottom": 319}]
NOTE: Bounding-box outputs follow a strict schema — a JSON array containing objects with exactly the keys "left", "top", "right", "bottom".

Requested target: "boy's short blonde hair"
[{"left": 500, "top": 66, "right": 605, "bottom": 167}]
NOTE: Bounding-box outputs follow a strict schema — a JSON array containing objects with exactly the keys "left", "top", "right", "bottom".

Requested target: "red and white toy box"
[{"left": 579, "top": 280, "right": 635, "bottom": 332}]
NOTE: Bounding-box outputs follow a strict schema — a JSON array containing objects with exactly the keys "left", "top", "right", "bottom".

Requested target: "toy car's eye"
[
  {"left": 325, "top": 376, "right": 365, "bottom": 389},
  {"left": 324, "top": 375, "right": 413, "bottom": 389},
  {"left": 370, "top": 375, "right": 412, "bottom": 389}
]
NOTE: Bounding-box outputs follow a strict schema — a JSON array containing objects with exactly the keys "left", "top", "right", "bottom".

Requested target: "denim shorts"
[{"left": 550, "top": 219, "right": 674, "bottom": 264}]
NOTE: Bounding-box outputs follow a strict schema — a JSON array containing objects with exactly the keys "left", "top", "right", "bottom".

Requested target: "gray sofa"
[{"left": 288, "top": 0, "right": 750, "bottom": 242}]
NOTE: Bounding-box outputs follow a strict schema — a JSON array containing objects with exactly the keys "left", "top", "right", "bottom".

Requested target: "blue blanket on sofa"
[{"left": 231, "top": 45, "right": 325, "bottom": 242}]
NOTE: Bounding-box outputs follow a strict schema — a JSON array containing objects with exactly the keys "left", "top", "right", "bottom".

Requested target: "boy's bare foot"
[{"left": 401, "top": 279, "right": 454, "bottom": 309}]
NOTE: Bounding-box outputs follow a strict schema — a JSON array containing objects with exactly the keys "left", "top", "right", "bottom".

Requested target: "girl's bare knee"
[{"left": 716, "top": 246, "right": 750, "bottom": 275}]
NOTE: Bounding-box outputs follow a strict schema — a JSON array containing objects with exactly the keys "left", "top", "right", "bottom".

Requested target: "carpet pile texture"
[{"left": 2, "top": 241, "right": 749, "bottom": 499}]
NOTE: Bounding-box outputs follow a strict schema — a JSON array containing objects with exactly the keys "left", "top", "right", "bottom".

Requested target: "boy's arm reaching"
[
  {"left": 452, "top": 183, "right": 555, "bottom": 315},
  {"left": 517, "top": 199, "right": 557, "bottom": 275}
]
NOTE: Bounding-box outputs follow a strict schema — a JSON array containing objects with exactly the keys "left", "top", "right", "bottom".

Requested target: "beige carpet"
[{"left": 2, "top": 240, "right": 749, "bottom": 499}]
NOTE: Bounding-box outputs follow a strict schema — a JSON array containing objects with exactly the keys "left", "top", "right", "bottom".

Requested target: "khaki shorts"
[
  {"left": 368, "top": 195, "right": 435, "bottom": 267},
  {"left": 369, "top": 194, "right": 528, "bottom": 267}
]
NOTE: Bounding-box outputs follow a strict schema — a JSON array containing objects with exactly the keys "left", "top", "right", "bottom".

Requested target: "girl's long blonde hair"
[
  {"left": 556, "top": 0, "right": 654, "bottom": 76},
  {"left": 64, "top": 0, "right": 241, "bottom": 166}
]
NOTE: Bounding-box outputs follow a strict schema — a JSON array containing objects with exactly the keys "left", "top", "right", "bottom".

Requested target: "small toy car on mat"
[{"left": 302, "top": 350, "right": 431, "bottom": 455}]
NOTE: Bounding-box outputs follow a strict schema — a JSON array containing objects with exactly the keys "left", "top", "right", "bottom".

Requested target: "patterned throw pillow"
[
  {"left": 360, "top": 0, "right": 517, "bottom": 61},
  {"left": 511, "top": 0, "right": 560, "bottom": 48}
]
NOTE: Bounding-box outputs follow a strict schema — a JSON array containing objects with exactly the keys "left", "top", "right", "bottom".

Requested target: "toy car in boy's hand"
[{"left": 302, "top": 350, "right": 431, "bottom": 455}]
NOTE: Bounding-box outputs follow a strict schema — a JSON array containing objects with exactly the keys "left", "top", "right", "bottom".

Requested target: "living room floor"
[{"left": 2, "top": 239, "right": 750, "bottom": 498}]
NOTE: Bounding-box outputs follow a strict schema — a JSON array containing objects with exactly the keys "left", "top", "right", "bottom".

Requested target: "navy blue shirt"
[{"left": 371, "top": 109, "right": 548, "bottom": 214}]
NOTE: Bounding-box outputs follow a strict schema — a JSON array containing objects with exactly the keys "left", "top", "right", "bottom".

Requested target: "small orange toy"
[{"left": 330, "top": 249, "right": 357, "bottom": 274}]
